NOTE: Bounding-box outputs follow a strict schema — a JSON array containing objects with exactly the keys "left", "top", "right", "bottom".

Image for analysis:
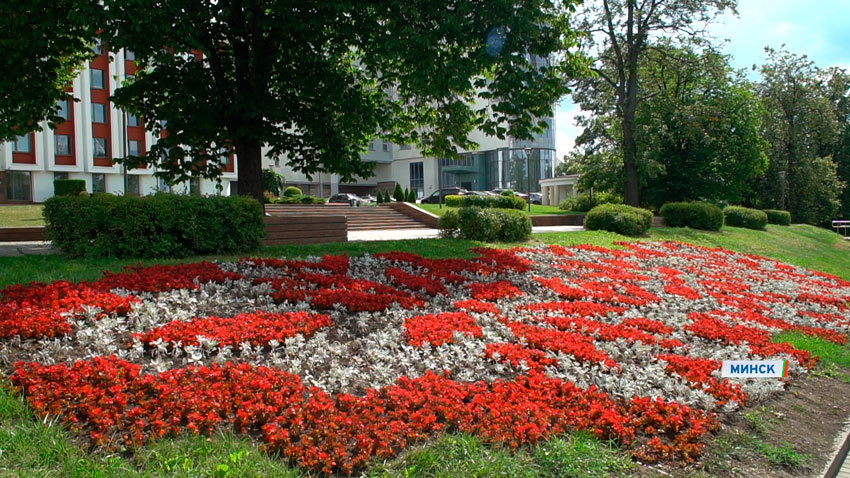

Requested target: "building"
[{"left": 1, "top": 46, "right": 556, "bottom": 203}]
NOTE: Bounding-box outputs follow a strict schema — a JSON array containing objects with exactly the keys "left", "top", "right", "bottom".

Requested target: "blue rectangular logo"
[{"left": 721, "top": 360, "right": 788, "bottom": 378}]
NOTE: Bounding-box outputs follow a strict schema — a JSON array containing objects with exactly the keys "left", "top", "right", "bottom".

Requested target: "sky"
[{"left": 554, "top": 0, "right": 850, "bottom": 161}]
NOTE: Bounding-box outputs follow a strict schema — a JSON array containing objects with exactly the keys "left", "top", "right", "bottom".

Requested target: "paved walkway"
[
  {"left": 0, "top": 241, "right": 54, "bottom": 257},
  {"left": 347, "top": 225, "right": 584, "bottom": 242}
]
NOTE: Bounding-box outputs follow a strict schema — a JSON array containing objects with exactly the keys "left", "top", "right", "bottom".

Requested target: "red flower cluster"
[
  {"left": 385, "top": 267, "right": 447, "bottom": 296},
  {"left": 655, "top": 354, "right": 747, "bottom": 407},
  {"left": 505, "top": 321, "right": 619, "bottom": 369},
  {"left": 93, "top": 262, "right": 242, "bottom": 293},
  {"left": 404, "top": 312, "right": 483, "bottom": 347},
  {"left": 453, "top": 299, "right": 501, "bottom": 315},
  {"left": 138, "top": 311, "right": 332, "bottom": 348},
  {"left": 467, "top": 281, "right": 522, "bottom": 301}
]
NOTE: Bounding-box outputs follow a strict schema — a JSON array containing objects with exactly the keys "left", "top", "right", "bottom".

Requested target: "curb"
[{"left": 823, "top": 422, "right": 850, "bottom": 478}]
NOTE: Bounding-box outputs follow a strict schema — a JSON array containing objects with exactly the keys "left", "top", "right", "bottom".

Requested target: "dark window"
[
  {"left": 55, "top": 135, "right": 71, "bottom": 156},
  {"left": 368, "top": 140, "right": 375, "bottom": 151},
  {"left": 382, "top": 141, "right": 389, "bottom": 152},
  {"left": 127, "top": 114, "right": 139, "bottom": 127},
  {"left": 93, "top": 138, "right": 108, "bottom": 157},
  {"left": 127, "top": 175, "right": 140, "bottom": 196},
  {"left": 190, "top": 177, "right": 201, "bottom": 195},
  {"left": 409, "top": 161, "right": 424, "bottom": 198},
  {"left": 129, "top": 140, "right": 140, "bottom": 156},
  {"left": 54, "top": 172, "right": 69, "bottom": 181},
  {"left": 399, "top": 144, "right": 411, "bottom": 151},
  {"left": 230, "top": 181, "right": 238, "bottom": 196},
  {"left": 57, "top": 99, "right": 70, "bottom": 120},
  {"left": 91, "top": 69, "right": 105, "bottom": 89},
  {"left": 92, "top": 173, "right": 106, "bottom": 193},
  {"left": 92, "top": 103, "right": 107, "bottom": 123},
  {"left": 6, "top": 171, "right": 32, "bottom": 201}
]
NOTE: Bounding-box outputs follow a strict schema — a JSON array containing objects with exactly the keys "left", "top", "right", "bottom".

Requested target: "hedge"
[
  {"left": 54, "top": 179, "right": 86, "bottom": 197},
  {"left": 283, "top": 186, "right": 303, "bottom": 197},
  {"left": 43, "top": 194, "right": 265, "bottom": 258},
  {"left": 558, "top": 192, "right": 622, "bottom": 212},
  {"left": 584, "top": 204, "right": 652, "bottom": 236},
  {"left": 462, "top": 195, "right": 526, "bottom": 210},
  {"left": 659, "top": 202, "right": 724, "bottom": 231},
  {"left": 763, "top": 209, "right": 791, "bottom": 226},
  {"left": 723, "top": 206, "right": 768, "bottom": 230},
  {"left": 438, "top": 206, "right": 531, "bottom": 242},
  {"left": 444, "top": 195, "right": 464, "bottom": 208},
  {"left": 271, "top": 195, "right": 325, "bottom": 204}
]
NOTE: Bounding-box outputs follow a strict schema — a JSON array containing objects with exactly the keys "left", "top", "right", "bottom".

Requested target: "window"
[
  {"left": 127, "top": 114, "right": 139, "bottom": 127},
  {"left": 55, "top": 135, "right": 71, "bottom": 156},
  {"left": 91, "top": 69, "right": 105, "bottom": 89},
  {"left": 382, "top": 141, "right": 390, "bottom": 152},
  {"left": 190, "top": 177, "right": 201, "bottom": 195},
  {"left": 93, "top": 138, "right": 108, "bottom": 157},
  {"left": 57, "top": 99, "right": 70, "bottom": 120},
  {"left": 124, "top": 49, "right": 135, "bottom": 61},
  {"left": 409, "top": 161, "right": 424, "bottom": 198},
  {"left": 368, "top": 140, "right": 375, "bottom": 151},
  {"left": 399, "top": 144, "right": 411, "bottom": 151},
  {"left": 127, "top": 175, "right": 140, "bottom": 196},
  {"left": 11, "top": 135, "right": 31, "bottom": 153},
  {"left": 129, "top": 140, "right": 140, "bottom": 156},
  {"left": 6, "top": 171, "right": 32, "bottom": 201},
  {"left": 54, "top": 172, "right": 69, "bottom": 181},
  {"left": 92, "top": 38, "right": 103, "bottom": 55},
  {"left": 92, "top": 173, "right": 106, "bottom": 193},
  {"left": 158, "top": 177, "right": 172, "bottom": 193},
  {"left": 92, "top": 103, "right": 107, "bottom": 123},
  {"left": 229, "top": 181, "right": 238, "bottom": 196}
]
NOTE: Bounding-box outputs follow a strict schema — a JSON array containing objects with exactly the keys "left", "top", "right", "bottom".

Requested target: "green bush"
[
  {"left": 440, "top": 207, "right": 531, "bottom": 242},
  {"left": 383, "top": 190, "right": 392, "bottom": 203},
  {"left": 763, "top": 209, "right": 792, "bottom": 226},
  {"left": 262, "top": 169, "right": 285, "bottom": 196},
  {"left": 724, "top": 206, "right": 768, "bottom": 230},
  {"left": 444, "top": 195, "right": 464, "bottom": 208},
  {"left": 393, "top": 183, "right": 405, "bottom": 202},
  {"left": 376, "top": 192, "right": 384, "bottom": 204},
  {"left": 558, "top": 192, "right": 623, "bottom": 212},
  {"left": 659, "top": 202, "right": 724, "bottom": 231},
  {"left": 54, "top": 179, "right": 86, "bottom": 197},
  {"left": 460, "top": 195, "right": 526, "bottom": 210},
  {"left": 407, "top": 189, "right": 417, "bottom": 203},
  {"left": 271, "top": 195, "right": 324, "bottom": 204},
  {"left": 283, "top": 186, "right": 302, "bottom": 197},
  {"left": 499, "top": 190, "right": 514, "bottom": 197},
  {"left": 584, "top": 204, "right": 652, "bottom": 236},
  {"left": 43, "top": 194, "right": 265, "bottom": 258}
]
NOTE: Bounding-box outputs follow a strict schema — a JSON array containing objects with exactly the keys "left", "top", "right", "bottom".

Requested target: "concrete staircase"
[{"left": 265, "top": 204, "right": 432, "bottom": 231}]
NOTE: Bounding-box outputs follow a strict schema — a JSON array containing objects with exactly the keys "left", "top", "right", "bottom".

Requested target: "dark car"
[
  {"left": 327, "top": 193, "right": 363, "bottom": 206},
  {"left": 529, "top": 192, "right": 542, "bottom": 205},
  {"left": 420, "top": 187, "right": 469, "bottom": 204}
]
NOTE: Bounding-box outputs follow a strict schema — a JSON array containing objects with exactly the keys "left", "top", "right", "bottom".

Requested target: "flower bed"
[{"left": 2, "top": 242, "right": 849, "bottom": 474}]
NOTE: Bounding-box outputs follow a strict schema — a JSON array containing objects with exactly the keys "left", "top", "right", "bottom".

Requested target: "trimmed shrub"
[
  {"left": 558, "top": 192, "right": 622, "bottom": 212},
  {"left": 407, "top": 189, "right": 417, "bottom": 203},
  {"left": 43, "top": 194, "right": 265, "bottom": 258},
  {"left": 659, "top": 202, "right": 724, "bottom": 231},
  {"left": 460, "top": 195, "right": 526, "bottom": 210},
  {"left": 724, "top": 206, "right": 768, "bottom": 230},
  {"left": 376, "top": 192, "right": 384, "bottom": 204},
  {"left": 440, "top": 207, "right": 531, "bottom": 242},
  {"left": 500, "top": 190, "right": 514, "bottom": 197},
  {"left": 763, "top": 209, "right": 792, "bottom": 226},
  {"left": 393, "top": 183, "right": 405, "bottom": 202},
  {"left": 437, "top": 209, "right": 459, "bottom": 238},
  {"left": 383, "top": 190, "right": 392, "bottom": 203},
  {"left": 444, "top": 195, "right": 464, "bottom": 208},
  {"left": 54, "top": 179, "right": 86, "bottom": 197},
  {"left": 283, "top": 186, "right": 302, "bottom": 197},
  {"left": 584, "top": 204, "right": 652, "bottom": 236},
  {"left": 271, "top": 195, "right": 324, "bottom": 204}
]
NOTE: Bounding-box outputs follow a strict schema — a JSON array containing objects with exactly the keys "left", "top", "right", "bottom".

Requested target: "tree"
[
  {"left": 262, "top": 169, "right": 285, "bottom": 197},
  {"left": 0, "top": 0, "right": 100, "bottom": 141},
  {"left": 572, "top": 0, "right": 736, "bottom": 206},
  {"left": 65, "top": 0, "right": 583, "bottom": 202},
  {"left": 753, "top": 48, "right": 846, "bottom": 225},
  {"left": 393, "top": 183, "right": 405, "bottom": 202},
  {"left": 570, "top": 43, "right": 767, "bottom": 207}
]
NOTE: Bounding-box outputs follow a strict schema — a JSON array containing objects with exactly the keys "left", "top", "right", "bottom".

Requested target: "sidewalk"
[
  {"left": 0, "top": 241, "right": 54, "bottom": 257},
  {"left": 347, "top": 225, "right": 584, "bottom": 242}
]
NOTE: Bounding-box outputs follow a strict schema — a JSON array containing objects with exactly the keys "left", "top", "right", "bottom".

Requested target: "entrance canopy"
[{"left": 539, "top": 175, "right": 580, "bottom": 206}]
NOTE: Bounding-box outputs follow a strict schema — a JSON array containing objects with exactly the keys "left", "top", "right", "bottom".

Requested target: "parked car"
[
  {"left": 327, "top": 193, "right": 363, "bottom": 206},
  {"left": 420, "top": 187, "right": 469, "bottom": 204},
  {"left": 358, "top": 194, "right": 377, "bottom": 204},
  {"left": 528, "top": 192, "right": 542, "bottom": 205}
]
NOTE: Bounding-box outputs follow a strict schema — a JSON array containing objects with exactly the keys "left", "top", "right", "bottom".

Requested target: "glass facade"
[
  {"left": 409, "top": 161, "right": 424, "bottom": 198},
  {"left": 6, "top": 171, "right": 32, "bottom": 201},
  {"left": 438, "top": 148, "right": 554, "bottom": 193}
]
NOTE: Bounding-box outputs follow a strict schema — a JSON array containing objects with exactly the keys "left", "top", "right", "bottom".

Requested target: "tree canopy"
[{"left": 3, "top": 0, "right": 585, "bottom": 202}]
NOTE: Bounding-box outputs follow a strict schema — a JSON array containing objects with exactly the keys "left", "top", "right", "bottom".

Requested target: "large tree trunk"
[
  {"left": 622, "top": 111, "right": 640, "bottom": 206},
  {"left": 234, "top": 139, "right": 264, "bottom": 203}
]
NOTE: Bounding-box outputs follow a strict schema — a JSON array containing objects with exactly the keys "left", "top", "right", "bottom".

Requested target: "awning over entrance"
[{"left": 539, "top": 175, "right": 581, "bottom": 206}]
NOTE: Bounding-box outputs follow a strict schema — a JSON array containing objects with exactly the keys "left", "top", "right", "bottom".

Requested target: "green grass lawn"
[
  {"left": 2, "top": 222, "right": 850, "bottom": 477},
  {"left": 416, "top": 203, "right": 581, "bottom": 216},
  {"left": 0, "top": 205, "right": 45, "bottom": 227}
]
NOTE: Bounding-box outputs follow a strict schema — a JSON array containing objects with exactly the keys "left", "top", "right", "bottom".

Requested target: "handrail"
[{"left": 833, "top": 220, "right": 850, "bottom": 239}]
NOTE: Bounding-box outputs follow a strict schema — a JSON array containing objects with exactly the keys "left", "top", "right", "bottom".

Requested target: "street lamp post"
[{"left": 525, "top": 147, "right": 532, "bottom": 213}]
